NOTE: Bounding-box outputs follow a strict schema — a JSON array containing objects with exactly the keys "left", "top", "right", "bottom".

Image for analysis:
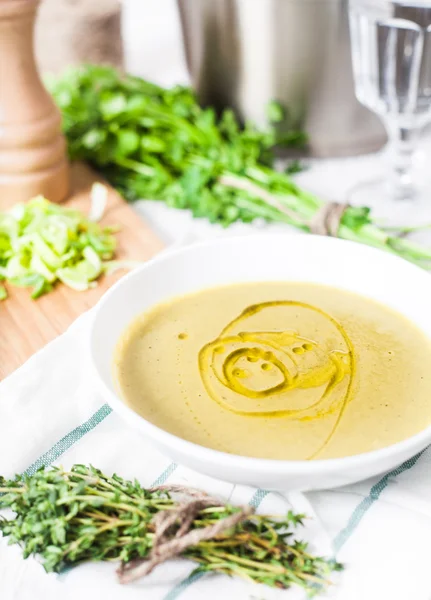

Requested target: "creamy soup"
[{"left": 114, "top": 283, "right": 431, "bottom": 460}]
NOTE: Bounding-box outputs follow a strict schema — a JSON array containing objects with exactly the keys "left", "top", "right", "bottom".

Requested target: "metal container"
[{"left": 178, "top": 0, "right": 387, "bottom": 157}]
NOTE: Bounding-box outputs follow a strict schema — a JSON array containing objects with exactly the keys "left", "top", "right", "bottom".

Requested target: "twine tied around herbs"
[
  {"left": 219, "top": 174, "right": 349, "bottom": 237},
  {"left": 117, "top": 485, "right": 254, "bottom": 584},
  {"left": 309, "top": 202, "right": 349, "bottom": 237}
]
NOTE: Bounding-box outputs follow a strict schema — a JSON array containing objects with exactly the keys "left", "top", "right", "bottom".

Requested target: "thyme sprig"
[{"left": 0, "top": 465, "right": 341, "bottom": 595}]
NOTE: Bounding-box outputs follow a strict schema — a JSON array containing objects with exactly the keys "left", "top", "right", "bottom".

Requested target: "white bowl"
[{"left": 89, "top": 233, "right": 431, "bottom": 491}]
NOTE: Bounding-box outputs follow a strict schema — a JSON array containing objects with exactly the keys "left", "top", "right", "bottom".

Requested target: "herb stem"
[{"left": 0, "top": 465, "right": 340, "bottom": 595}]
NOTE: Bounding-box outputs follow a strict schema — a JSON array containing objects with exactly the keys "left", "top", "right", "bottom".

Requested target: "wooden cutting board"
[{"left": 0, "top": 162, "right": 164, "bottom": 380}]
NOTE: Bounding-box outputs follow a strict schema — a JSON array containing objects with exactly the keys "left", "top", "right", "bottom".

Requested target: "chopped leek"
[{"left": 0, "top": 184, "right": 118, "bottom": 300}]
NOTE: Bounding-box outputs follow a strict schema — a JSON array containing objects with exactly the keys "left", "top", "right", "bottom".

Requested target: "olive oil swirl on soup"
[{"left": 114, "top": 282, "right": 431, "bottom": 460}]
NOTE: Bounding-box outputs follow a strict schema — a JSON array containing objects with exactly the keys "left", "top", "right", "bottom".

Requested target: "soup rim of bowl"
[{"left": 89, "top": 233, "right": 431, "bottom": 486}]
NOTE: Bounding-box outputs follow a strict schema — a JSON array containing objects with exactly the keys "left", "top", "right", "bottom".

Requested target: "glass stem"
[{"left": 385, "top": 123, "right": 420, "bottom": 201}]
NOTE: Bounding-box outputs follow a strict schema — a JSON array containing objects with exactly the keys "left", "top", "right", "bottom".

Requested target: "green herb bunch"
[
  {"left": 48, "top": 64, "right": 431, "bottom": 268},
  {"left": 0, "top": 465, "right": 341, "bottom": 595},
  {"left": 47, "top": 65, "right": 306, "bottom": 226}
]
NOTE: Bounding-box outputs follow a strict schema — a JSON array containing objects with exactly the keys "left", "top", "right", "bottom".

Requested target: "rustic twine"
[
  {"left": 219, "top": 174, "right": 349, "bottom": 236},
  {"left": 309, "top": 202, "right": 349, "bottom": 237},
  {"left": 117, "top": 485, "right": 254, "bottom": 584}
]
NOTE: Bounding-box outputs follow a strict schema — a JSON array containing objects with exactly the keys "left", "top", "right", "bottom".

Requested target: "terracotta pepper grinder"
[{"left": 0, "top": 0, "right": 69, "bottom": 209}]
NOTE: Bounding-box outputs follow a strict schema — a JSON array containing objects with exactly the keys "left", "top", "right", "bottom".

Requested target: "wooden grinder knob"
[{"left": 0, "top": 0, "right": 69, "bottom": 208}]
